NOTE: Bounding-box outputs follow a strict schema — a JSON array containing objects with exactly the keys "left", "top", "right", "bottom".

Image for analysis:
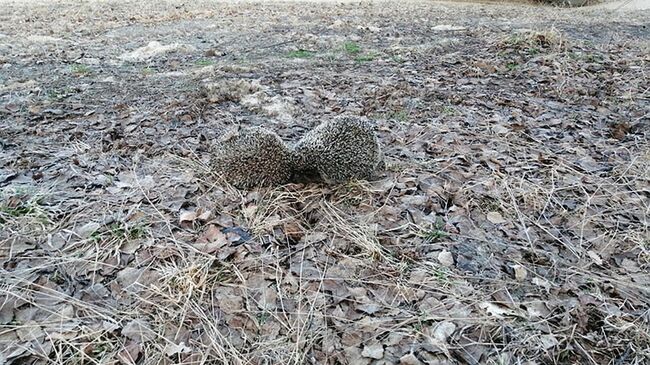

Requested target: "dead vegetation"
[{"left": 0, "top": 0, "right": 649, "bottom": 364}]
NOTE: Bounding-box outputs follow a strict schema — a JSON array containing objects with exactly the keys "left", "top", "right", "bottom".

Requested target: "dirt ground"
[{"left": 0, "top": 0, "right": 648, "bottom": 364}]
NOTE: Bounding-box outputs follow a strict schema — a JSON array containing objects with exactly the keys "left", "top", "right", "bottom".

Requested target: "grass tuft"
[
  {"left": 355, "top": 53, "right": 376, "bottom": 63},
  {"left": 70, "top": 64, "right": 91, "bottom": 74},
  {"left": 287, "top": 49, "right": 314, "bottom": 59},
  {"left": 343, "top": 41, "right": 361, "bottom": 55}
]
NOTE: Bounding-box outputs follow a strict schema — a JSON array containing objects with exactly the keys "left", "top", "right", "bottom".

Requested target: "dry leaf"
[
  {"left": 242, "top": 205, "right": 258, "bottom": 218},
  {"left": 586, "top": 250, "right": 603, "bottom": 266},
  {"left": 438, "top": 250, "right": 454, "bottom": 267},
  {"left": 532, "top": 277, "right": 552, "bottom": 291},
  {"left": 179, "top": 210, "right": 197, "bottom": 227},
  {"left": 117, "top": 341, "right": 141, "bottom": 365},
  {"left": 486, "top": 212, "right": 507, "bottom": 224},
  {"left": 357, "top": 303, "right": 382, "bottom": 315},
  {"left": 538, "top": 334, "right": 558, "bottom": 350},
  {"left": 121, "top": 319, "right": 156, "bottom": 342},
  {"left": 344, "top": 346, "right": 370, "bottom": 365},
  {"left": 524, "top": 301, "right": 550, "bottom": 319},
  {"left": 432, "top": 321, "right": 456, "bottom": 343},
  {"left": 620, "top": 258, "right": 640, "bottom": 273},
  {"left": 283, "top": 221, "right": 305, "bottom": 242},
  {"left": 16, "top": 322, "right": 45, "bottom": 342},
  {"left": 361, "top": 343, "right": 384, "bottom": 359},
  {"left": 512, "top": 264, "right": 527, "bottom": 281},
  {"left": 0, "top": 296, "right": 17, "bottom": 325},
  {"left": 76, "top": 222, "right": 101, "bottom": 238},
  {"left": 400, "top": 353, "right": 423, "bottom": 365},
  {"left": 196, "top": 208, "right": 212, "bottom": 221},
  {"left": 479, "top": 302, "right": 518, "bottom": 319},
  {"left": 163, "top": 342, "right": 191, "bottom": 356},
  {"left": 492, "top": 124, "right": 510, "bottom": 135},
  {"left": 194, "top": 225, "right": 229, "bottom": 253},
  {"left": 215, "top": 288, "right": 244, "bottom": 315}
]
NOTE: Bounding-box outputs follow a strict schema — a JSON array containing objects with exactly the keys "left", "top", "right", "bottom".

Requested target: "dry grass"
[{"left": 1, "top": 0, "right": 649, "bottom": 364}]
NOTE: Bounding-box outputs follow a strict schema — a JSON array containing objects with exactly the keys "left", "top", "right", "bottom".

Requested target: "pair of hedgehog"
[{"left": 212, "top": 117, "right": 384, "bottom": 188}]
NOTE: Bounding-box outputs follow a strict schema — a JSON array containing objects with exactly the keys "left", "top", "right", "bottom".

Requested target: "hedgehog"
[
  {"left": 291, "top": 117, "right": 384, "bottom": 184},
  {"left": 211, "top": 126, "right": 293, "bottom": 188}
]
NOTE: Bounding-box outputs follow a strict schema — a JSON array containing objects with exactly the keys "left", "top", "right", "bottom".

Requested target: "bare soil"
[{"left": 1, "top": 1, "right": 648, "bottom": 364}]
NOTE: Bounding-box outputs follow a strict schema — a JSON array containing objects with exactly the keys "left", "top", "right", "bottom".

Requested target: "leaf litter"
[{"left": 0, "top": 0, "right": 649, "bottom": 364}]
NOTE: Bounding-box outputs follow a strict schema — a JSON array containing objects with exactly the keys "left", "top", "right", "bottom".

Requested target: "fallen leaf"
[
  {"left": 16, "top": 321, "right": 44, "bottom": 342},
  {"left": 283, "top": 221, "right": 305, "bottom": 242},
  {"left": 610, "top": 121, "right": 630, "bottom": 140},
  {"left": 163, "top": 341, "right": 191, "bottom": 356},
  {"left": 194, "top": 225, "right": 229, "bottom": 253},
  {"left": 538, "top": 334, "right": 558, "bottom": 350},
  {"left": 620, "top": 258, "right": 640, "bottom": 273},
  {"left": 214, "top": 288, "right": 244, "bottom": 315},
  {"left": 117, "top": 340, "right": 141, "bottom": 365},
  {"left": 361, "top": 343, "right": 384, "bottom": 359},
  {"left": 433, "top": 321, "right": 456, "bottom": 343},
  {"left": 479, "top": 302, "right": 518, "bottom": 319},
  {"left": 121, "top": 319, "right": 156, "bottom": 342},
  {"left": 492, "top": 124, "right": 510, "bottom": 135},
  {"left": 356, "top": 303, "right": 382, "bottom": 315},
  {"left": 438, "top": 250, "right": 454, "bottom": 267},
  {"left": 179, "top": 210, "right": 197, "bottom": 227},
  {"left": 223, "top": 227, "right": 252, "bottom": 243},
  {"left": 344, "top": 346, "right": 370, "bottom": 365},
  {"left": 532, "top": 277, "right": 552, "bottom": 291},
  {"left": 400, "top": 353, "right": 423, "bottom": 365},
  {"left": 196, "top": 208, "right": 212, "bottom": 221},
  {"left": 0, "top": 296, "right": 17, "bottom": 324},
  {"left": 512, "top": 264, "right": 527, "bottom": 281},
  {"left": 524, "top": 301, "right": 550, "bottom": 319},
  {"left": 76, "top": 222, "right": 101, "bottom": 238},
  {"left": 586, "top": 250, "right": 603, "bottom": 266},
  {"left": 486, "top": 212, "right": 507, "bottom": 224},
  {"left": 242, "top": 205, "right": 258, "bottom": 218}
]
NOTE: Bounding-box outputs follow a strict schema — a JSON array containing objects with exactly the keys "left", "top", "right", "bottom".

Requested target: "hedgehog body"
[
  {"left": 211, "top": 126, "right": 293, "bottom": 188},
  {"left": 292, "top": 117, "right": 383, "bottom": 184}
]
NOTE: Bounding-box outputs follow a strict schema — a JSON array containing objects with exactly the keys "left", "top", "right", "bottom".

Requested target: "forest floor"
[{"left": 0, "top": 1, "right": 648, "bottom": 364}]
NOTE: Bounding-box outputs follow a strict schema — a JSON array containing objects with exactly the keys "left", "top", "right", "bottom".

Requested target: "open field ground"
[{"left": 1, "top": 0, "right": 648, "bottom": 364}]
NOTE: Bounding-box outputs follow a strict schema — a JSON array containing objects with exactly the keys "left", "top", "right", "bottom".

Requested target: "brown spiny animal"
[
  {"left": 211, "top": 126, "right": 293, "bottom": 188},
  {"left": 291, "top": 117, "right": 384, "bottom": 184}
]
